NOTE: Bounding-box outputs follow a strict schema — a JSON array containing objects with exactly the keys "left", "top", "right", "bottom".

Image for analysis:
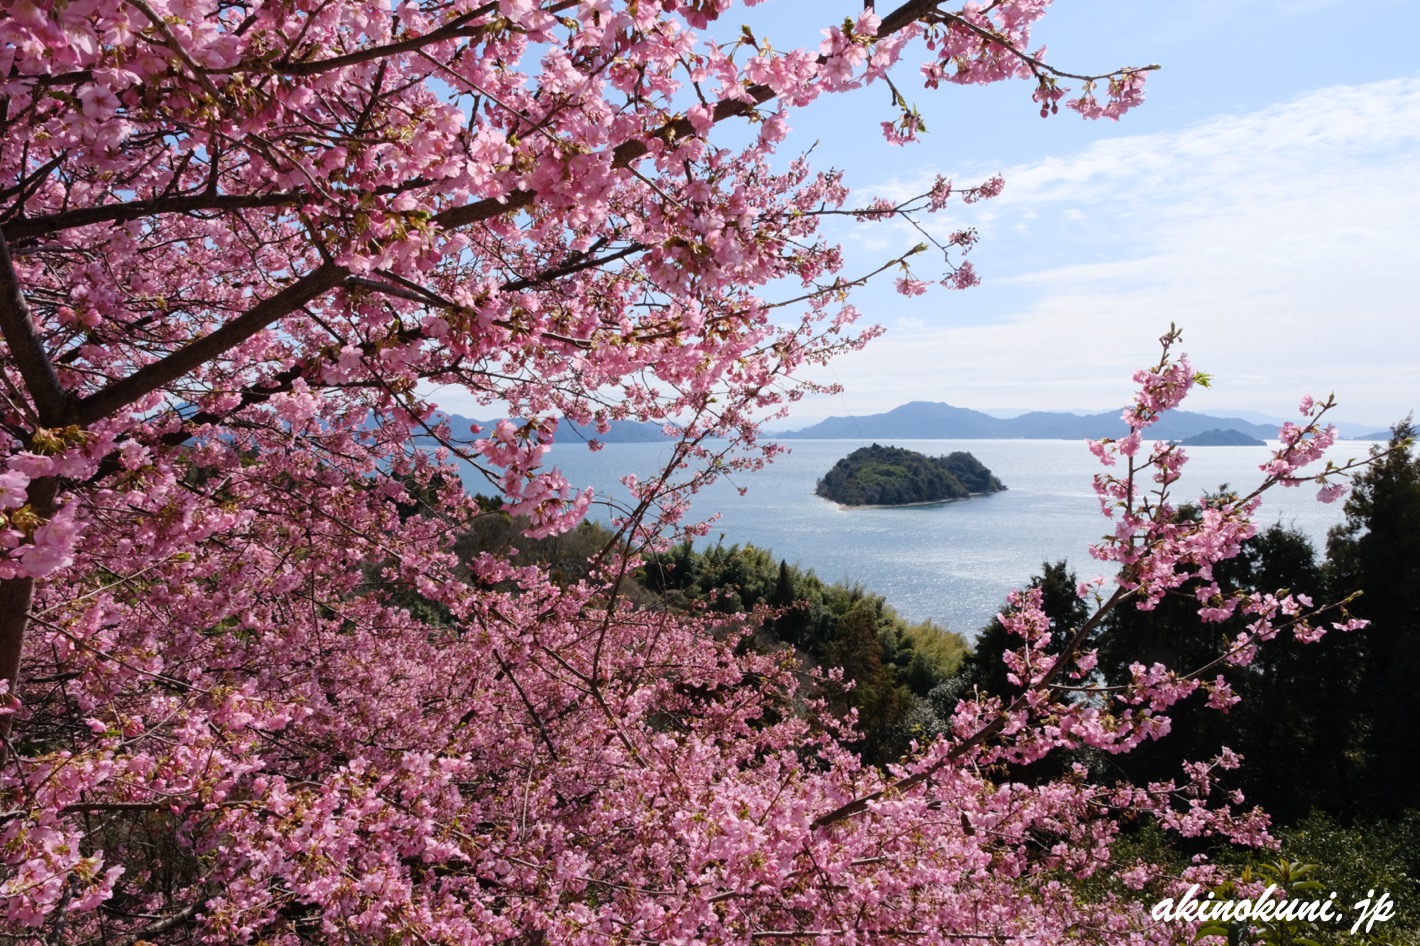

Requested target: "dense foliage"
[
  {"left": 1325, "top": 419, "right": 1420, "bottom": 817},
  {"left": 816, "top": 443, "right": 1005, "bottom": 506},
  {"left": 1269, "top": 810, "right": 1420, "bottom": 936}
]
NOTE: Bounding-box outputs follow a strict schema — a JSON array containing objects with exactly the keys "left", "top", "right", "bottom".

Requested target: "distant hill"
[
  {"left": 1204, "top": 409, "right": 1385, "bottom": 441},
  {"left": 421, "top": 404, "right": 1391, "bottom": 445},
  {"left": 786, "top": 402, "right": 1004, "bottom": 440},
  {"left": 1179, "top": 428, "right": 1267, "bottom": 447},
  {"left": 561, "top": 418, "right": 674, "bottom": 443},
  {"left": 776, "top": 401, "right": 1282, "bottom": 442}
]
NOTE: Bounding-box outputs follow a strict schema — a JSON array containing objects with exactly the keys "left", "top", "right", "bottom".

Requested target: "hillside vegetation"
[{"left": 817, "top": 443, "right": 1006, "bottom": 506}]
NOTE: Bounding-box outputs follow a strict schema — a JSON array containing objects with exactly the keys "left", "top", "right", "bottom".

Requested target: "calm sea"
[{"left": 465, "top": 438, "right": 1366, "bottom": 640}]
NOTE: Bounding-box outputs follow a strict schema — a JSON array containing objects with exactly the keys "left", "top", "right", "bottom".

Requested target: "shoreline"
[{"left": 821, "top": 488, "right": 1006, "bottom": 511}]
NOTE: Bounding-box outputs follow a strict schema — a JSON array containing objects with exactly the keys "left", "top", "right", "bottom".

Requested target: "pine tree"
[{"left": 1327, "top": 419, "right": 1420, "bottom": 816}]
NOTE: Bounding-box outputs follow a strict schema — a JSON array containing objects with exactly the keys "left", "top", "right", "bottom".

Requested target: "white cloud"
[{"left": 798, "top": 76, "right": 1420, "bottom": 427}]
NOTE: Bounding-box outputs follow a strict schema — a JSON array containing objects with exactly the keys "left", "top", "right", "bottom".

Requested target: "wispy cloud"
[{"left": 806, "top": 76, "right": 1420, "bottom": 427}]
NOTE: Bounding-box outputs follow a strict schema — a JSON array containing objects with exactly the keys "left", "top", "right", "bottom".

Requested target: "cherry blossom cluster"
[{"left": 917, "top": 2, "right": 1154, "bottom": 121}]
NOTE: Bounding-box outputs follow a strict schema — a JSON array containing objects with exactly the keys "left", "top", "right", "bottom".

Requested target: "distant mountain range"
[
  {"left": 772, "top": 401, "right": 1390, "bottom": 442},
  {"left": 431, "top": 413, "right": 674, "bottom": 444},
  {"left": 424, "top": 407, "right": 1393, "bottom": 444}
]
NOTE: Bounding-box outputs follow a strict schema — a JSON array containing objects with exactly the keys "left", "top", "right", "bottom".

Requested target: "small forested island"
[
  {"left": 816, "top": 443, "right": 1006, "bottom": 506},
  {"left": 1179, "top": 428, "right": 1267, "bottom": 446}
]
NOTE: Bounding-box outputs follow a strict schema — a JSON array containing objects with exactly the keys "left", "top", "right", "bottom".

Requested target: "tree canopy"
[
  {"left": 816, "top": 444, "right": 1005, "bottom": 506},
  {"left": 1326, "top": 419, "right": 1420, "bottom": 816}
]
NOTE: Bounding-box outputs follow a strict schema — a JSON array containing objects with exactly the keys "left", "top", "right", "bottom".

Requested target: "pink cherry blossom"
[{"left": 0, "top": 4, "right": 1357, "bottom": 944}]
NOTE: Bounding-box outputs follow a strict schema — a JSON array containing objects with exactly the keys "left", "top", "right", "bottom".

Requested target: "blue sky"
[
  {"left": 724, "top": 0, "right": 1420, "bottom": 430},
  {"left": 424, "top": 2, "right": 1419, "bottom": 432}
]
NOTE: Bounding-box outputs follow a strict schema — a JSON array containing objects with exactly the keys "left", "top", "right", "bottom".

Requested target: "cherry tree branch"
[
  {"left": 0, "top": 230, "right": 73, "bottom": 426},
  {"left": 25, "top": 0, "right": 955, "bottom": 432},
  {"left": 4, "top": 192, "right": 322, "bottom": 243},
  {"left": 74, "top": 261, "right": 348, "bottom": 425},
  {"left": 108, "top": 901, "right": 202, "bottom": 946}
]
